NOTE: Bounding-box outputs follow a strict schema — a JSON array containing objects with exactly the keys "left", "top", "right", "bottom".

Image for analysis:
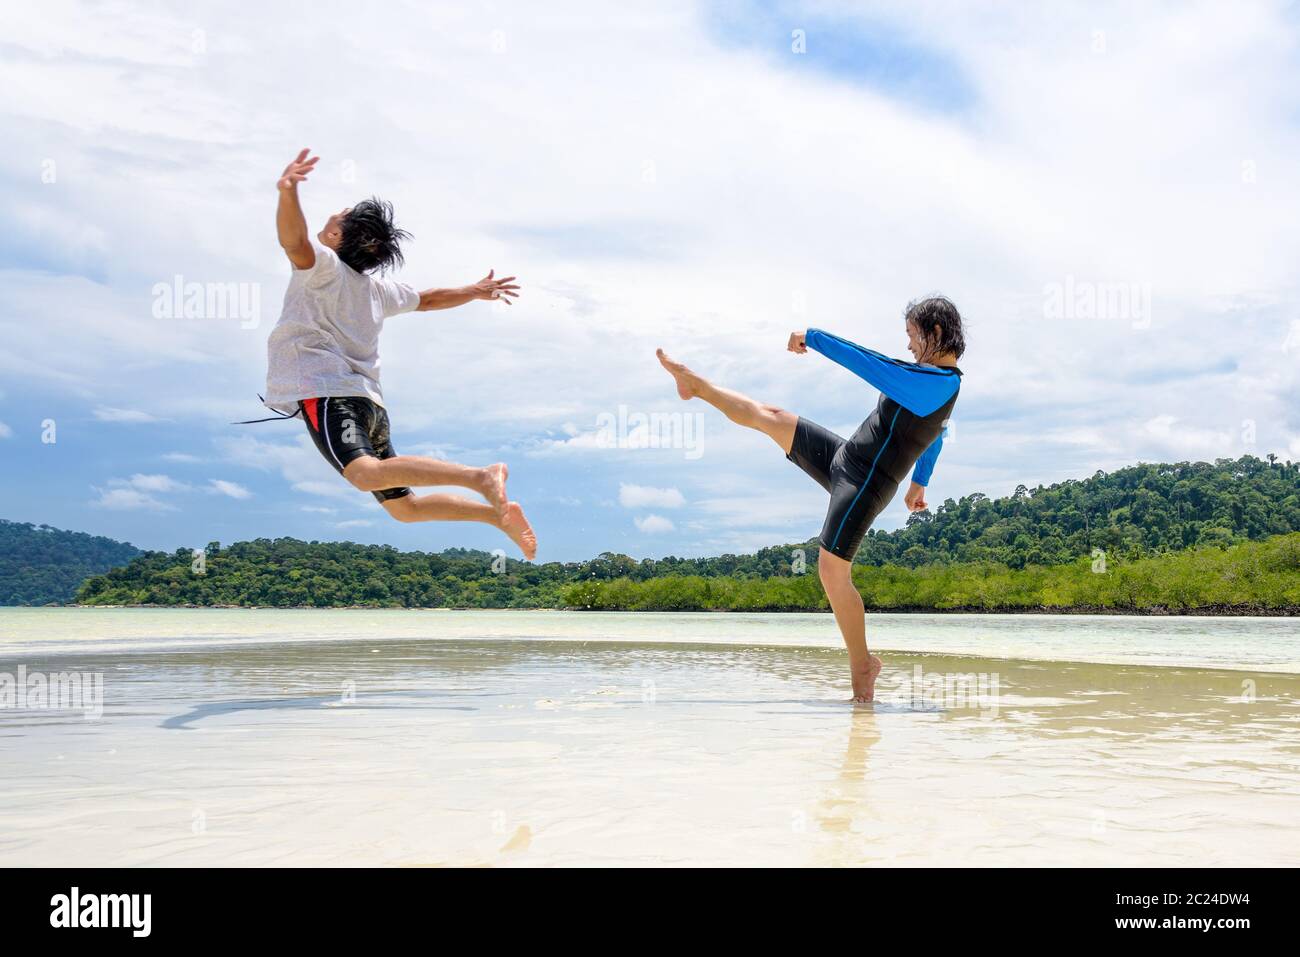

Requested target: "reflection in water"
[{"left": 814, "top": 711, "right": 882, "bottom": 867}]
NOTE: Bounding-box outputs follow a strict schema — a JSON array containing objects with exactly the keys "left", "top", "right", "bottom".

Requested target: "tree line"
[
  {"left": 0, "top": 519, "right": 142, "bottom": 605},
  {"left": 45, "top": 454, "right": 1300, "bottom": 611},
  {"left": 562, "top": 534, "right": 1300, "bottom": 613},
  {"left": 72, "top": 531, "right": 1300, "bottom": 613}
]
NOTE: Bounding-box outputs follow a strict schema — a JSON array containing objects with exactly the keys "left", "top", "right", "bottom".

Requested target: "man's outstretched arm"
[
  {"left": 276, "top": 148, "right": 318, "bottom": 269},
  {"left": 417, "top": 269, "right": 521, "bottom": 311}
]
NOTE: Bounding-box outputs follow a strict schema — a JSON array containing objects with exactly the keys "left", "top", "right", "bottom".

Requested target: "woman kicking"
[{"left": 657, "top": 298, "right": 965, "bottom": 701}]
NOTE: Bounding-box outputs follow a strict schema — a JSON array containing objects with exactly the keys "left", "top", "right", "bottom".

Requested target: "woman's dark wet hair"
[
  {"left": 337, "top": 197, "right": 411, "bottom": 275},
  {"left": 905, "top": 296, "right": 966, "bottom": 360}
]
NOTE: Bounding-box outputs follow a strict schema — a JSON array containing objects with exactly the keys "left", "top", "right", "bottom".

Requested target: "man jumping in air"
[{"left": 262, "top": 148, "right": 537, "bottom": 559}]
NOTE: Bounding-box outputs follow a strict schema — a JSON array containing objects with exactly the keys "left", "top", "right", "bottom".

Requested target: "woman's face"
[{"left": 905, "top": 319, "right": 928, "bottom": 361}]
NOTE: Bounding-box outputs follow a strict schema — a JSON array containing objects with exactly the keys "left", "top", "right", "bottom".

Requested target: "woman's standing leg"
[{"left": 818, "top": 548, "right": 882, "bottom": 702}]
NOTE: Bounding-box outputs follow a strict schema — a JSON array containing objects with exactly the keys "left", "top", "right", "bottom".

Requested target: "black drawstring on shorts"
[{"left": 233, "top": 395, "right": 303, "bottom": 425}]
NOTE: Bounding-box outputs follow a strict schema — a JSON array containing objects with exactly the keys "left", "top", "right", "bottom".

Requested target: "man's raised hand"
[
  {"left": 277, "top": 148, "right": 319, "bottom": 191},
  {"left": 473, "top": 269, "right": 521, "bottom": 305},
  {"left": 787, "top": 331, "right": 808, "bottom": 353}
]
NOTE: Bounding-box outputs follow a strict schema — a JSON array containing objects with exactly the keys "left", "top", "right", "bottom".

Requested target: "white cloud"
[
  {"left": 120, "top": 473, "right": 187, "bottom": 493},
  {"left": 0, "top": 421, "right": 12, "bottom": 438},
  {"left": 90, "top": 486, "right": 175, "bottom": 512},
  {"left": 92, "top": 406, "right": 160, "bottom": 423},
  {"left": 693, "top": 484, "right": 827, "bottom": 531},
  {"left": 89, "top": 472, "right": 190, "bottom": 510},
  {"left": 162, "top": 451, "right": 202, "bottom": 463},
  {"left": 208, "top": 478, "right": 252, "bottom": 500},
  {"left": 213, "top": 434, "right": 364, "bottom": 503},
  {"left": 634, "top": 514, "right": 675, "bottom": 534},
  {"left": 292, "top": 479, "right": 363, "bottom": 503},
  {"left": 335, "top": 519, "right": 373, "bottom": 529},
  {"left": 618, "top": 483, "right": 686, "bottom": 509},
  {"left": 1134, "top": 415, "right": 1234, "bottom": 461}
]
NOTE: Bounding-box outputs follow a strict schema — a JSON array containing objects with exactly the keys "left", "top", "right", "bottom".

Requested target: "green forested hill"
[
  {"left": 71, "top": 456, "right": 1300, "bottom": 611},
  {"left": 0, "top": 519, "right": 142, "bottom": 605},
  {"left": 854, "top": 456, "right": 1300, "bottom": 568}
]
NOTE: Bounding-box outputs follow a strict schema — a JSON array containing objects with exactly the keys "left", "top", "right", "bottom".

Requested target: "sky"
[{"left": 1, "top": 0, "right": 1298, "bottom": 561}]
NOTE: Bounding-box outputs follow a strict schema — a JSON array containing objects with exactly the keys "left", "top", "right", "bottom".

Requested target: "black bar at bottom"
[{"left": 0, "top": 866, "right": 1287, "bottom": 943}]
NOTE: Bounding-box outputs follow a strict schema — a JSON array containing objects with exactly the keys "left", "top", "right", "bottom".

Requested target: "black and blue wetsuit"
[{"left": 787, "top": 328, "right": 962, "bottom": 561}]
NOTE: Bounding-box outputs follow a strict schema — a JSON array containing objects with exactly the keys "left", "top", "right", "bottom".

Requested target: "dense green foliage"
[
  {"left": 77, "top": 540, "right": 579, "bottom": 608},
  {"left": 562, "top": 534, "right": 1300, "bottom": 613},
  {"left": 68, "top": 455, "right": 1300, "bottom": 611},
  {"left": 0, "top": 519, "right": 142, "bottom": 605},
  {"left": 854, "top": 456, "right": 1300, "bottom": 569}
]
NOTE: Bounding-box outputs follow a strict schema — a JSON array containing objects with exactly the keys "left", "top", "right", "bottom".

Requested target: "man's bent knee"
[
  {"left": 340, "top": 455, "right": 384, "bottom": 488},
  {"left": 382, "top": 495, "right": 420, "bottom": 523},
  {"left": 342, "top": 456, "right": 384, "bottom": 492}
]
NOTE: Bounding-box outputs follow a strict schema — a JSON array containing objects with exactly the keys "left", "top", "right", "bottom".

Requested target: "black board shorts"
[{"left": 299, "top": 396, "right": 412, "bottom": 502}]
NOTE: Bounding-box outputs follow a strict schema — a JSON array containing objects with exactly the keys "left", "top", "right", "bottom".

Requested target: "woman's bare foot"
[
  {"left": 479, "top": 462, "right": 509, "bottom": 514},
  {"left": 850, "top": 654, "right": 883, "bottom": 703},
  {"left": 656, "top": 348, "right": 701, "bottom": 400},
  {"left": 497, "top": 501, "right": 537, "bottom": 560}
]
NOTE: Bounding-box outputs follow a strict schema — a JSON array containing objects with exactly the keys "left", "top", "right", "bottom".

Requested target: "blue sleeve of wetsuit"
[
  {"left": 804, "top": 327, "right": 960, "bottom": 417},
  {"left": 911, "top": 430, "right": 944, "bottom": 487}
]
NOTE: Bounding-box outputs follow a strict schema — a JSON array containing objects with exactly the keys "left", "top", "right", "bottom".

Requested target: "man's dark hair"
[
  {"left": 904, "top": 296, "right": 966, "bottom": 360},
  {"left": 337, "top": 197, "right": 411, "bottom": 275}
]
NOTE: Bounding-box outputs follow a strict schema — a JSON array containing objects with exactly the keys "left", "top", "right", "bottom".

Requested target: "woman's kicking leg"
[
  {"left": 656, "top": 349, "right": 797, "bottom": 454},
  {"left": 818, "top": 547, "right": 882, "bottom": 702},
  {"left": 382, "top": 493, "right": 537, "bottom": 560}
]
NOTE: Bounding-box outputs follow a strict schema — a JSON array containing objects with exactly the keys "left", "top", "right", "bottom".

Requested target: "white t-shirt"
[{"left": 263, "top": 241, "right": 420, "bottom": 414}]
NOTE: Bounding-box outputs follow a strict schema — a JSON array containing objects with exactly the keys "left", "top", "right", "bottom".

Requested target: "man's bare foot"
[
  {"left": 656, "top": 348, "right": 700, "bottom": 400},
  {"left": 479, "top": 462, "right": 509, "bottom": 514},
  {"left": 498, "top": 501, "right": 537, "bottom": 560},
  {"left": 850, "top": 654, "right": 883, "bottom": 703}
]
